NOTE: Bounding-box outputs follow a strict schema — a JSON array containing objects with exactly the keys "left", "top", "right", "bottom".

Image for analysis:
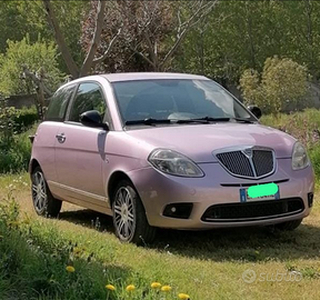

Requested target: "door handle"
[{"left": 56, "top": 133, "right": 66, "bottom": 144}]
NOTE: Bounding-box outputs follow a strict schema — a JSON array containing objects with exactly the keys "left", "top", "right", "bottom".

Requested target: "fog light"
[
  {"left": 163, "top": 203, "right": 193, "bottom": 219},
  {"left": 308, "top": 192, "right": 314, "bottom": 208}
]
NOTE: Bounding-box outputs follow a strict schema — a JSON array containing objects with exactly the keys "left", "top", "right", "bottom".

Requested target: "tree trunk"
[
  {"left": 43, "top": 0, "right": 80, "bottom": 78},
  {"left": 80, "top": 0, "right": 107, "bottom": 77}
]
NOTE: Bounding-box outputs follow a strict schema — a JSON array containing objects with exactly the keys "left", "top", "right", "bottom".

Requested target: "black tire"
[
  {"left": 112, "top": 180, "right": 156, "bottom": 245},
  {"left": 274, "top": 219, "right": 303, "bottom": 231},
  {"left": 31, "top": 166, "right": 62, "bottom": 218}
]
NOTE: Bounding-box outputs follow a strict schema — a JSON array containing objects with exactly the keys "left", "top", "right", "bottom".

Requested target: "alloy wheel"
[
  {"left": 32, "top": 171, "right": 47, "bottom": 213},
  {"left": 113, "top": 187, "right": 136, "bottom": 241}
]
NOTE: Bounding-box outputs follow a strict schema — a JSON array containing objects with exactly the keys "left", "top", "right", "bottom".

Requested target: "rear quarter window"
[{"left": 46, "top": 85, "right": 75, "bottom": 121}]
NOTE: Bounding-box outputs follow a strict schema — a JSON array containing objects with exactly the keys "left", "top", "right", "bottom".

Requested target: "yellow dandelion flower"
[
  {"left": 151, "top": 282, "right": 162, "bottom": 289},
  {"left": 161, "top": 285, "right": 172, "bottom": 292},
  {"left": 106, "top": 284, "right": 116, "bottom": 291},
  {"left": 178, "top": 293, "right": 190, "bottom": 300},
  {"left": 66, "top": 266, "right": 75, "bottom": 273},
  {"left": 126, "top": 284, "right": 135, "bottom": 292}
]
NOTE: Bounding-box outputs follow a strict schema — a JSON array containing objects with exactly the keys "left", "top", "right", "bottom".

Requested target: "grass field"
[{"left": 1, "top": 173, "right": 320, "bottom": 300}]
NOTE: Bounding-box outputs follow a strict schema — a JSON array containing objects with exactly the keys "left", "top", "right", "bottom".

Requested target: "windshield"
[{"left": 112, "top": 79, "right": 254, "bottom": 125}]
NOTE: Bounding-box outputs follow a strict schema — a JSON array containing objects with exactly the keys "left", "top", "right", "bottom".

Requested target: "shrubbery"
[
  {"left": 0, "top": 129, "right": 33, "bottom": 174},
  {"left": 0, "top": 34, "right": 64, "bottom": 96},
  {"left": 240, "top": 56, "right": 309, "bottom": 114},
  {"left": 0, "top": 101, "right": 36, "bottom": 173},
  {"left": 14, "top": 106, "right": 39, "bottom": 133}
]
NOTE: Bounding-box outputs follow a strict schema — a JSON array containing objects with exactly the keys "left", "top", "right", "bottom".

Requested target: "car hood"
[{"left": 125, "top": 123, "right": 296, "bottom": 163}]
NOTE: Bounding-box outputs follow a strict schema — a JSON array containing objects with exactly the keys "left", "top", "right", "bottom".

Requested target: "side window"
[
  {"left": 46, "top": 85, "right": 75, "bottom": 121},
  {"left": 69, "top": 83, "right": 107, "bottom": 123}
]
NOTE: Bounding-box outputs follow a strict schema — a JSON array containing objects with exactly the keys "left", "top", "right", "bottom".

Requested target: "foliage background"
[{"left": 1, "top": 1, "right": 320, "bottom": 86}]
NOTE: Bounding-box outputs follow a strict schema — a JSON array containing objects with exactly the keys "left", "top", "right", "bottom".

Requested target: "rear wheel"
[
  {"left": 112, "top": 180, "right": 156, "bottom": 245},
  {"left": 31, "top": 166, "right": 62, "bottom": 218},
  {"left": 274, "top": 219, "right": 303, "bottom": 231}
]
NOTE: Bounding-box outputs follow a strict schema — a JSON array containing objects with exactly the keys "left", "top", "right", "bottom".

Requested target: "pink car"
[{"left": 30, "top": 73, "right": 314, "bottom": 244}]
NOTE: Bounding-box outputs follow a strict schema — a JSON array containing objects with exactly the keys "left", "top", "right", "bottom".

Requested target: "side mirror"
[
  {"left": 80, "top": 110, "right": 109, "bottom": 130},
  {"left": 247, "top": 105, "right": 262, "bottom": 119}
]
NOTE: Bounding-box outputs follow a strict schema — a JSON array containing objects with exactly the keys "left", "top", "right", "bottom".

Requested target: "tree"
[
  {"left": 240, "top": 57, "right": 309, "bottom": 114},
  {"left": 0, "top": 1, "right": 47, "bottom": 53},
  {"left": 175, "top": 0, "right": 320, "bottom": 86},
  {"left": 0, "top": 36, "right": 63, "bottom": 96},
  {"left": 81, "top": 0, "right": 218, "bottom": 73},
  {"left": 0, "top": 36, "right": 64, "bottom": 119},
  {"left": 124, "top": 0, "right": 219, "bottom": 71},
  {"left": 42, "top": 0, "right": 121, "bottom": 78},
  {"left": 175, "top": 1, "right": 283, "bottom": 84},
  {"left": 0, "top": 1, "right": 87, "bottom": 73}
]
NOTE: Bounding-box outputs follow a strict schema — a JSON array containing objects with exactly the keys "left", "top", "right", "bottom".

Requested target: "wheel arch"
[
  {"left": 29, "top": 158, "right": 41, "bottom": 175},
  {"left": 107, "top": 171, "right": 142, "bottom": 207}
]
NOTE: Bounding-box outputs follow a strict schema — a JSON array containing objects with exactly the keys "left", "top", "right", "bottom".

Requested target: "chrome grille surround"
[{"left": 214, "top": 146, "right": 276, "bottom": 179}]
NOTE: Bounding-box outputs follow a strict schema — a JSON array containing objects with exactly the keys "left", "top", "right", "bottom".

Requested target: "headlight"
[
  {"left": 292, "top": 142, "right": 309, "bottom": 170},
  {"left": 148, "top": 149, "right": 204, "bottom": 177}
]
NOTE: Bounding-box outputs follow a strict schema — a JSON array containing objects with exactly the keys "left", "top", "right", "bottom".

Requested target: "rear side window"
[
  {"left": 46, "top": 85, "right": 75, "bottom": 121},
  {"left": 69, "top": 83, "right": 106, "bottom": 122}
]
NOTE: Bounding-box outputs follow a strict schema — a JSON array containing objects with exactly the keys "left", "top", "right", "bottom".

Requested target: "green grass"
[
  {"left": 261, "top": 108, "right": 320, "bottom": 181},
  {"left": 1, "top": 175, "right": 320, "bottom": 300},
  {"left": 1, "top": 110, "right": 320, "bottom": 299},
  {"left": 261, "top": 109, "right": 320, "bottom": 147}
]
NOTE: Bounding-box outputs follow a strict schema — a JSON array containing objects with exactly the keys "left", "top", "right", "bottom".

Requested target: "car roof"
[
  {"left": 101, "top": 72, "right": 209, "bottom": 82},
  {"left": 56, "top": 72, "right": 209, "bottom": 92}
]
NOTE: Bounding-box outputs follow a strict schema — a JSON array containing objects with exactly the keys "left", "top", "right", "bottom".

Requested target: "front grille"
[
  {"left": 252, "top": 150, "right": 274, "bottom": 177},
  {"left": 216, "top": 151, "right": 254, "bottom": 177},
  {"left": 201, "top": 198, "right": 304, "bottom": 222},
  {"left": 216, "top": 147, "right": 274, "bottom": 179}
]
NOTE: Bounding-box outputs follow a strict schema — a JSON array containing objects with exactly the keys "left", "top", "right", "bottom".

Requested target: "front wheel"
[
  {"left": 31, "top": 166, "right": 62, "bottom": 218},
  {"left": 112, "top": 180, "right": 156, "bottom": 245}
]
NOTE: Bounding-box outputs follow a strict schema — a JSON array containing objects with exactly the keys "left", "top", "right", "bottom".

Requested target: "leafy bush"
[
  {"left": 0, "top": 34, "right": 64, "bottom": 96},
  {"left": 240, "top": 56, "right": 309, "bottom": 114},
  {"left": 14, "top": 106, "right": 39, "bottom": 133},
  {"left": 0, "top": 103, "right": 35, "bottom": 174},
  {"left": 0, "top": 100, "right": 20, "bottom": 146},
  {"left": 0, "top": 101, "right": 37, "bottom": 173},
  {"left": 0, "top": 129, "right": 33, "bottom": 174}
]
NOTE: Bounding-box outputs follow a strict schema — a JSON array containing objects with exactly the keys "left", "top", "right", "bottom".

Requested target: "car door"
[
  {"left": 37, "top": 84, "right": 76, "bottom": 185},
  {"left": 54, "top": 82, "right": 111, "bottom": 209}
]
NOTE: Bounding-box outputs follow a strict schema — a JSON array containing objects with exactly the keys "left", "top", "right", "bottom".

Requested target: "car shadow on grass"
[
  {"left": 58, "top": 208, "right": 320, "bottom": 262},
  {"left": 151, "top": 224, "right": 320, "bottom": 262},
  {"left": 58, "top": 209, "right": 114, "bottom": 232}
]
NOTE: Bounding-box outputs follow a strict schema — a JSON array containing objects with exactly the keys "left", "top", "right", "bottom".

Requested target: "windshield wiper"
[
  {"left": 125, "top": 116, "right": 254, "bottom": 126},
  {"left": 231, "top": 117, "right": 255, "bottom": 124},
  {"left": 125, "top": 118, "right": 172, "bottom": 126},
  {"left": 176, "top": 116, "right": 230, "bottom": 124}
]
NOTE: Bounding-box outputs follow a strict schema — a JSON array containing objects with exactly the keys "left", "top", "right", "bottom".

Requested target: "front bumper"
[{"left": 128, "top": 158, "right": 314, "bottom": 229}]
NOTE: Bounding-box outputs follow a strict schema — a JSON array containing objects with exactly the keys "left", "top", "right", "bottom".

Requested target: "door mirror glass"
[
  {"left": 80, "top": 110, "right": 109, "bottom": 130},
  {"left": 247, "top": 105, "right": 262, "bottom": 119}
]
